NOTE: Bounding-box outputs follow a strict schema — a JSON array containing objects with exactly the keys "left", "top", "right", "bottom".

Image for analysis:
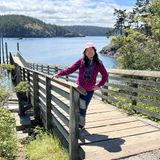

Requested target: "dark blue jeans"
[{"left": 80, "top": 91, "right": 94, "bottom": 117}]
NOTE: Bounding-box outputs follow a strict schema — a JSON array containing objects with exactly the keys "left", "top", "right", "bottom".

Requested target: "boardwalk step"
[
  {"left": 17, "top": 130, "right": 29, "bottom": 140},
  {"left": 14, "top": 113, "right": 31, "bottom": 131}
]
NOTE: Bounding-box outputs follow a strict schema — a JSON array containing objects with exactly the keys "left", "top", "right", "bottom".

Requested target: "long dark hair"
[{"left": 83, "top": 47, "right": 100, "bottom": 67}]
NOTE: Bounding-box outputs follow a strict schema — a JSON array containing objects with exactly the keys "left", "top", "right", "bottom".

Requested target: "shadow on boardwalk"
[{"left": 81, "top": 130, "right": 125, "bottom": 152}]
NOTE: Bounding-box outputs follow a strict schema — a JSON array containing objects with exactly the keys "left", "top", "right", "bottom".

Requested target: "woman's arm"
[
  {"left": 52, "top": 59, "right": 81, "bottom": 77},
  {"left": 96, "top": 61, "right": 108, "bottom": 88}
]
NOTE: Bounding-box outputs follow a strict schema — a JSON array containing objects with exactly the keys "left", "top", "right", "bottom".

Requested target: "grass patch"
[{"left": 26, "top": 127, "right": 69, "bottom": 160}]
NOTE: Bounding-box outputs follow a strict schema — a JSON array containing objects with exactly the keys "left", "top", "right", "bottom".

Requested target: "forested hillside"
[
  {"left": 0, "top": 15, "right": 80, "bottom": 37},
  {"left": 64, "top": 25, "right": 113, "bottom": 36}
]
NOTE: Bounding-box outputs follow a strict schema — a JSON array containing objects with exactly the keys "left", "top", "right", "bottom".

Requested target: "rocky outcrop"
[{"left": 100, "top": 43, "right": 121, "bottom": 57}]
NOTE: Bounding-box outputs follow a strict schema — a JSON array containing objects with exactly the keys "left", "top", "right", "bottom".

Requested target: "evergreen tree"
[{"left": 112, "top": 0, "right": 160, "bottom": 70}]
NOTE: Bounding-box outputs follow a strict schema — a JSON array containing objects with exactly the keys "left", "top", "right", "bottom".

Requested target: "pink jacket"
[{"left": 56, "top": 58, "right": 108, "bottom": 91}]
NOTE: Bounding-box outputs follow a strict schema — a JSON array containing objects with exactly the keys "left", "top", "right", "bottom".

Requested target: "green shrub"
[
  {"left": 26, "top": 127, "right": 69, "bottom": 160},
  {"left": 0, "top": 108, "right": 17, "bottom": 159},
  {"left": 0, "top": 64, "right": 15, "bottom": 71},
  {"left": 0, "top": 88, "right": 9, "bottom": 106},
  {"left": 14, "top": 81, "right": 30, "bottom": 93}
]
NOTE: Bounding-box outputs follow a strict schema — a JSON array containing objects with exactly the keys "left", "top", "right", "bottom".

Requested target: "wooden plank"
[
  {"left": 85, "top": 120, "right": 148, "bottom": 135},
  {"left": 38, "top": 77, "right": 45, "bottom": 85},
  {"left": 132, "top": 105, "right": 160, "bottom": 119},
  {"left": 106, "top": 83, "right": 160, "bottom": 97},
  {"left": 39, "top": 84, "right": 46, "bottom": 94},
  {"left": 51, "top": 104, "right": 69, "bottom": 127},
  {"left": 86, "top": 110, "right": 127, "bottom": 122},
  {"left": 51, "top": 114, "right": 69, "bottom": 143},
  {"left": 39, "top": 91, "right": 46, "bottom": 104},
  {"left": 51, "top": 84, "right": 70, "bottom": 99},
  {"left": 109, "top": 75, "right": 160, "bottom": 87},
  {"left": 85, "top": 116, "right": 138, "bottom": 128},
  {"left": 104, "top": 88, "right": 160, "bottom": 108},
  {"left": 51, "top": 94, "right": 69, "bottom": 114},
  {"left": 108, "top": 69, "right": 160, "bottom": 78}
]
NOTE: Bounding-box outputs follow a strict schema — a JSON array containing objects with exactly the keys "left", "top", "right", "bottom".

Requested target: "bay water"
[{"left": 4, "top": 36, "right": 117, "bottom": 68}]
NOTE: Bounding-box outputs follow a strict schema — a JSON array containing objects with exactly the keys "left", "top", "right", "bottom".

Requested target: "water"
[{"left": 4, "top": 36, "right": 117, "bottom": 68}]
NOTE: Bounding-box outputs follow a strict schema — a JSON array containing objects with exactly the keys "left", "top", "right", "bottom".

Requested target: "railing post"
[
  {"left": 55, "top": 66, "right": 58, "bottom": 73},
  {"left": 23, "top": 68, "right": 25, "bottom": 81},
  {"left": 66, "top": 75, "right": 69, "bottom": 81},
  {"left": 47, "top": 65, "right": 50, "bottom": 74},
  {"left": 41, "top": 64, "right": 43, "bottom": 72},
  {"left": 5, "top": 42, "right": 8, "bottom": 64},
  {"left": 69, "top": 87, "right": 80, "bottom": 160},
  {"left": 17, "top": 42, "right": 19, "bottom": 52},
  {"left": 16, "top": 66, "right": 22, "bottom": 84},
  {"left": 45, "top": 77, "right": 52, "bottom": 130},
  {"left": 1, "top": 35, "right": 5, "bottom": 64},
  {"left": 27, "top": 70, "right": 31, "bottom": 103},
  {"left": 33, "top": 72, "right": 40, "bottom": 123},
  {"left": 130, "top": 79, "right": 138, "bottom": 112},
  {"left": 102, "top": 84, "right": 109, "bottom": 102}
]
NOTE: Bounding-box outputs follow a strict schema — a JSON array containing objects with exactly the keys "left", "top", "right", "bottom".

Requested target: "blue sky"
[{"left": 0, "top": 0, "right": 136, "bottom": 27}]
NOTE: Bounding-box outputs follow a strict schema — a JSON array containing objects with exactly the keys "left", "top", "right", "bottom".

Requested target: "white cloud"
[{"left": 0, "top": 0, "right": 135, "bottom": 27}]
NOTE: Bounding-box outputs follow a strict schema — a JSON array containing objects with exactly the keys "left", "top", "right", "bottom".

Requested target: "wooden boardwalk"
[
  {"left": 81, "top": 98, "right": 160, "bottom": 160},
  {"left": 11, "top": 54, "right": 160, "bottom": 160}
]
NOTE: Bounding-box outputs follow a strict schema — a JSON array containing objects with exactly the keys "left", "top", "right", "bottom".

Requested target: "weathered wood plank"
[
  {"left": 108, "top": 69, "right": 160, "bottom": 78},
  {"left": 132, "top": 105, "right": 160, "bottom": 119},
  {"left": 51, "top": 104, "right": 69, "bottom": 127},
  {"left": 109, "top": 75, "right": 160, "bottom": 87},
  {"left": 85, "top": 120, "right": 148, "bottom": 135},
  {"left": 106, "top": 83, "right": 160, "bottom": 97},
  {"left": 85, "top": 116, "right": 138, "bottom": 128},
  {"left": 51, "top": 94, "right": 69, "bottom": 114},
  {"left": 51, "top": 84, "right": 70, "bottom": 100},
  {"left": 51, "top": 114, "right": 69, "bottom": 143}
]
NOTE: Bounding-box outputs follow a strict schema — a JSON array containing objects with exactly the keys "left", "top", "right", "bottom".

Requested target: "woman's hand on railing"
[
  {"left": 52, "top": 74, "right": 58, "bottom": 79},
  {"left": 93, "top": 85, "right": 101, "bottom": 91}
]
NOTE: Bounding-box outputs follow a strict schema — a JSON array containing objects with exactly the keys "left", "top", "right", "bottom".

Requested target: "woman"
[{"left": 52, "top": 42, "right": 108, "bottom": 129}]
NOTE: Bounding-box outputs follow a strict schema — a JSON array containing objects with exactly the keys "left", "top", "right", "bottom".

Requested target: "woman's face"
[{"left": 85, "top": 47, "right": 95, "bottom": 60}]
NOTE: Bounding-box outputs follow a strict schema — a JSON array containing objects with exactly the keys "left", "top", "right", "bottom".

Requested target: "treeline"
[
  {"left": 0, "top": 15, "right": 112, "bottom": 38},
  {"left": 0, "top": 15, "right": 81, "bottom": 38},
  {"left": 64, "top": 25, "right": 113, "bottom": 36}
]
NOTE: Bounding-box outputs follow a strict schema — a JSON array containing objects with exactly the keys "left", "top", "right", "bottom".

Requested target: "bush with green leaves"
[
  {"left": 0, "top": 64, "right": 15, "bottom": 71},
  {"left": 14, "top": 81, "right": 30, "bottom": 93},
  {"left": 0, "top": 108, "right": 17, "bottom": 159},
  {"left": 0, "top": 87, "right": 9, "bottom": 107}
]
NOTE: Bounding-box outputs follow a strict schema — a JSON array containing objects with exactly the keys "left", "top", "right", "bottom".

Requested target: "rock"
[{"left": 100, "top": 43, "right": 121, "bottom": 57}]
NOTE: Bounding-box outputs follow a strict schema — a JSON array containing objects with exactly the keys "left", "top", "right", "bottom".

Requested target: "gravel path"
[{"left": 119, "top": 149, "right": 160, "bottom": 160}]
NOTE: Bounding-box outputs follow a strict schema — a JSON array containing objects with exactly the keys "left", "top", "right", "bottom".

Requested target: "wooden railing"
[
  {"left": 11, "top": 53, "right": 87, "bottom": 160},
  {"left": 18, "top": 53, "right": 160, "bottom": 121},
  {"left": 13, "top": 52, "right": 160, "bottom": 159}
]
